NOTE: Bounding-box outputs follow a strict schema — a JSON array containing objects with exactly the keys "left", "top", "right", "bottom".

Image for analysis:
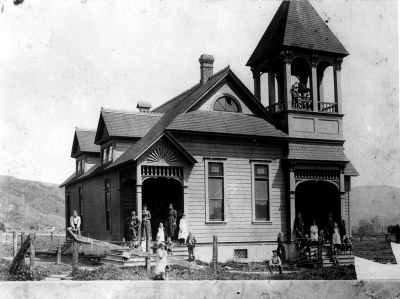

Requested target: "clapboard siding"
[
  {"left": 176, "top": 134, "right": 287, "bottom": 243},
  {"left": 66, "top": 173, "right": 121, "bottom": 241},
  {"left": 115, "top": 141, "right": 134, "bottom": 159}
]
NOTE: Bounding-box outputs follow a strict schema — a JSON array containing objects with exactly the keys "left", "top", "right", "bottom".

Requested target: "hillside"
[
  {"left": 0, "top": 175, "right": 65, "bottom": 231},
  {"left": 351, "top": 185, "right": 400, "bottom": 227}
]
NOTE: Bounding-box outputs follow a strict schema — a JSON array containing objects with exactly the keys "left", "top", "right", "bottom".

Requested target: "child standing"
[
  {"left": 178, "top": 214, "right": 188, "bottom": 245},
  {"left": 156, "top": 242, "right": 169, "bottom": 280},
  {"left": 310, "top": 221, "right": 318, "bottom": 242},
  {"left": 157, "top": 222, "right": 165, "bottom": 242},
  {"left": 166, "top": 236, "right": 173, "bottom": 255},
  {"left": 267, "top": 250, "right": 282, "bottom": 274},
  {"left": 186, "top": 229, "right": 197, "bottom": 262},
  {"left": 332, "top": 222, "right": 341, "bottom": 248}
]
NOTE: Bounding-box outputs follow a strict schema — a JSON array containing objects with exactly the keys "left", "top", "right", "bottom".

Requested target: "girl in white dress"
[
  {"left": 156, "top": 243, "right": 168, "bottom": 280},
  {"left": 332, "top": 222, "right": 341, "bottom": 246},
  {"left": 157, "top": 222, "right": 165, "bottom": 242},
  {"left": 178, "top": 214, "right": 188, "bottom": 245},
  {"left": 310, "top": 221, "right": 318, "bottom": 242}
]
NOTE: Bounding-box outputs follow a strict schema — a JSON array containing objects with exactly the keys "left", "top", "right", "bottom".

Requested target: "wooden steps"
[
  {"left": 101, "top": 243, "right": 190, "bottom": 267},
  {"left": 290, "top": 243, "right": 354, "bottom": 267}
]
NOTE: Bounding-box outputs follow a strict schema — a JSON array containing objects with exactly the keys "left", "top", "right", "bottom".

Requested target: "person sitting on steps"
[{"left": 267, "top": 250, "right": 283, "bottom": 275}]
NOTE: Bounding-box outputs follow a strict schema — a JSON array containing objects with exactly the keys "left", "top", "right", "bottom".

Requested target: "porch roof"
[{"left": 286, "top": 142, "right": 349, "bottom": 162}]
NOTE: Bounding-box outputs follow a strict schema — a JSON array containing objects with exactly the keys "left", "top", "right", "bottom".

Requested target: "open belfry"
[{"left": 61, "top": 0, "right": 358, "bottom": 265}]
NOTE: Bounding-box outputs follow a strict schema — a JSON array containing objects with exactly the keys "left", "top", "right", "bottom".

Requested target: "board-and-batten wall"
[{"left": 176, "top": 135, "right": 287, "bottom": 244}]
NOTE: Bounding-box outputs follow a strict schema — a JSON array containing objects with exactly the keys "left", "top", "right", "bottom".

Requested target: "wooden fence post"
[
  {"left": 20, "top": 233, "right": 26, "bottom": 266},
  {"left": 0, "top": 231, "right": 3, "bottom": 258},
  {"left": 13, "top": 231, "right": 18, "bottom": 258},
  {"left": 72, "top": 241, "right": 79, "bottom": 271},
  {"left": 318, "top": 235, "right": 323, "bottom": 268},
  {"left": 56, "top": 239, "right": 61, "bottom": 265},
  {"left": 146, "top": 237, "right": 151, "bottom": 275},
  {"left": 213, "top": 235, "right": 218, "bottom": 274},
  {"left": 30, "top": 233, "right": 35, "bottom": 271},
  {"left": 51, "top": 231, "right": 54, "bottom": 242}
]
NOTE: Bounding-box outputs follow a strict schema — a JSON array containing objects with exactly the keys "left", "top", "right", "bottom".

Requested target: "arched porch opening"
[
  {"left": 295, "top": 180, "right": 340, "bottom": 237},
  {"left": 142, "top": 177, "right": 183, "bottom": 240}
]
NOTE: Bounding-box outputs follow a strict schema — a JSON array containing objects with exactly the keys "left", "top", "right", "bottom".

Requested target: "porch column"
[
  {"left": 339, "top": 166, "right": 346, "bottom": 218},
  {"left": 289, "top": 165, "right": 296, "bottom": 242},
  {"left": 252, "top": 69, "right": 261, "bottom": 101},
  {"left": 311, "top": 66, "right": 318, "bottom": 112},
  {"left": 334, "top": 58, "right": 343, "bottom": 114},
  {"left": 268, "top": 71, "right": 276, "bottom": 107},
  {"left": 136, "top": 165, "right": 142, "bottom": 221},
  {"left": 183, "top": 166, "right": 189, "bottom": 220},
  {"left": 282, "top": 51, "right": 292, "bottom": 110}
]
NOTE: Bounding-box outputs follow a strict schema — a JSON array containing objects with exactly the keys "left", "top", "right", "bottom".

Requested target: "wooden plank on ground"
[{"left": 9, "top": 233, "right": 34, "bottom": 275}]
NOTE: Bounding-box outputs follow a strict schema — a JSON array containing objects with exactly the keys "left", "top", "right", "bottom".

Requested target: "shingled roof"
[
  {"left": 107, "top": 66, "right": 231, "bottom": 169},
  {"left": 100, "top": 109, "right": 162, "bottom": 139},
  {"left": 247, "top": 0, "right": 348, "bottom": 66},
  {"left": 167, "top": 110, "right": 287, "bottom": 138},
  {"left": 71, "top": 129, "right": 99, "bottom": 158},
  {"left": 286, "top": 142, "right": 349, "bottom": 162}
]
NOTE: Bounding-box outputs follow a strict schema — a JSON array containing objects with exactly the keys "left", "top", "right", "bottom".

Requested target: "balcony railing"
[
  {"left": 318, "top": 102, "right": 337, "bottom": 113},
  {"left": 292, "top": 97, "right": 312, "bottom": 111}
]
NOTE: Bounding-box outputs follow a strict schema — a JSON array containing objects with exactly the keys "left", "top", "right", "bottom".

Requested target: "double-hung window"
[
  {"left": 205, "top": 161, "right": 225, "bottom": 222},
  {"left": 102, "top": 144, "right": 113, "bottom": 164},
  {"left": 77, "top": 158, "right": 84, "bottom": 175},
  {"left": 252, "top": 163, "right": 270, "bottom": 222},
  {"left": 78, "top": 186, "right": 84, "bottom": 231},
  {"left": 105, "top": 178, "right": 111, "bottom": 231}
]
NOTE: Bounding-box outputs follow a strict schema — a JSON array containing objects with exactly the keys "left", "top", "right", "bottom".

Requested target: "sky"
[{"left": 0, "top": 0, "right": 398, "bottom": 188}]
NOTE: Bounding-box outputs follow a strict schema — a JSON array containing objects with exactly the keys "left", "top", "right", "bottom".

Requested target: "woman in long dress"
[
  {"left": 141, "top": 204, "right": 152, "bottom": 242},
  {"left": 156, "top": 243, "right": 168, "bottom": 280},
  {"left": 332, "top": 222, "right": 341, "bottom": 247},
  {"left": 276, "top": 232, "right": 286, "bottom": 264},
  {"left": 310, "top": 221, "right": 319, "bottom": 242},
  {"left": 178, "top": 214, "right": 188, "bottom": 245}
]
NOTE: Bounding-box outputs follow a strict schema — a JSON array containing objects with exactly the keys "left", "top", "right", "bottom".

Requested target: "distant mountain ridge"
[
  {"left": 0, "top": 175, "right": 65, "bottom": 231},
  {"left": 351, "top": 185, "right": 400, "bottom": 228},
  {"left": 1, "top": 176, "right": 398, "bottom": 231}
]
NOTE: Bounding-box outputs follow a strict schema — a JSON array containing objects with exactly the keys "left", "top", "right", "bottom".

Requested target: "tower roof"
[{"left": 247, "top": 0, "right": 349, "bottom": 66}]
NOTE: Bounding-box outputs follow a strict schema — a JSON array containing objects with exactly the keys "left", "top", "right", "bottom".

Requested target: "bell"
[{"left": 298, "top": 83, "right": 309, "bottom": 94}]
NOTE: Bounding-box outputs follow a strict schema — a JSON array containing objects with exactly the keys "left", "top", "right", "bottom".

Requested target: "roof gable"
[
  {"left": 247, "top": 0, "right": 348, "bottom": 66},
  {"left": 94, "top": 109, "right": 162, "bottom": 144},
  {"left": 71, "top": 129, "right": 99, "bottom": 158}
]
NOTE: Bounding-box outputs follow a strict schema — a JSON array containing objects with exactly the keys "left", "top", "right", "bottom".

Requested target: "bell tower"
[{"left": 246, "top": 0, "right": 348, "bottom": 140}]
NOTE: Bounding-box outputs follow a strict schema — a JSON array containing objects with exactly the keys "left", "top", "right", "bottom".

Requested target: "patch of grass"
[
  {"left": 272, "top": 265, "right": 356, "bottom": 280},
  {"left": 352, "top": 239, "right": 396, "bottom": 264}
]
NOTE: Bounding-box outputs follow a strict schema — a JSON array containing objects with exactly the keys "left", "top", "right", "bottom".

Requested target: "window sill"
[
  {"left": 252, "top": 221, "right": 273, "bottom": 225},
  {"left": 205, "top": 221, "right": 227, "bottom": 225}
]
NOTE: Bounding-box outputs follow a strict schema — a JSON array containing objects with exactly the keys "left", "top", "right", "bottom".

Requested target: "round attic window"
[{"left": 213, "top": 96, "right": 240, "bottom": 113}]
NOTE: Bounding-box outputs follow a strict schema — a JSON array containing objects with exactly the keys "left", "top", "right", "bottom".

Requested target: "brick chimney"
[{"left": 199, "top": 54, "right": 214, "bottom": 85}]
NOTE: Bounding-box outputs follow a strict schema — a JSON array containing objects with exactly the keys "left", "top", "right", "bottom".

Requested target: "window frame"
[
  {"left": 251, "top": 160, "right": 272, "bottom": 224},
  {"left": 78, "top": 185, "right": 84, "bottom": 232},
  {"left": 204, "top": 158, "right": 227, "bottom": 224},
  {"left": 101, "top": 143, "right": 113, "bottom": 165},
  {"left": 104, "top": 178, "right": 111, "bottom": 232},
  {"left": 76, "top": 157, "right": 85, "bottom": 175},
  {"left": 212, "top": 96, "right": 242, "bottom": 113}
]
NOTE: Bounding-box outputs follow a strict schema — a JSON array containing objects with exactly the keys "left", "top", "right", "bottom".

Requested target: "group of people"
[
  {"left": 293, "top": 212, "right": 348, "bottom": 245},
  {"left": 293, "top": 212, "right": 353, "bottom": 256},
  {"left": 126, "top": 203, "right": 189, "bottom": 245}
]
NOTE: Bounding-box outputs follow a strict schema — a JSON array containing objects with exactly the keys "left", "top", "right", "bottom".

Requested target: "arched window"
[{"left": 213, "top": 97, "right": 240, "bottom": 113}]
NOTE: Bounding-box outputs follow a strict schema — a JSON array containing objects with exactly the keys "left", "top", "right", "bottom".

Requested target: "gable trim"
[{"left": 94, "top": 114, "right": 110, "bottom": 145}]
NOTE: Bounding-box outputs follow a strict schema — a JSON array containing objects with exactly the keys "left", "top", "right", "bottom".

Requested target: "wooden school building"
[{"left": 60, "top": 0, "right": 358, "bottom": 262}]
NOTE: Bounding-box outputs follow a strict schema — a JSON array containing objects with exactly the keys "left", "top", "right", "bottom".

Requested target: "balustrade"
[
  {"left": 318, "top": 102, "right": 337, "bottom": 113},
  {"left": 141, "top": 165, "right": 183, "bottom": 177}
]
